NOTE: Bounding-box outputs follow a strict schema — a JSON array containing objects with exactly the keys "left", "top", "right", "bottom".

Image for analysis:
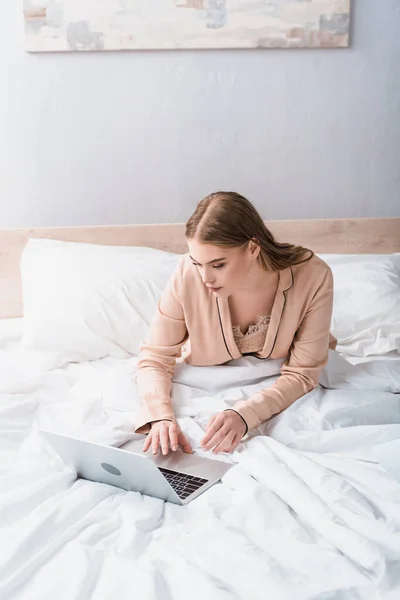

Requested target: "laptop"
[{"left": 40, "top": 429, "right": 232, "bottom": 505}]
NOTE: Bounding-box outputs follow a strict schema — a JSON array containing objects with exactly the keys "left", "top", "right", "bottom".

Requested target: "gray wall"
[{"left": 1, "top": 0, "right": 399, "bottom": 228}]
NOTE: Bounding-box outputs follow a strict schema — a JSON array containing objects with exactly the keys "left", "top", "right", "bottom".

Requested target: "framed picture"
[{"left": 24, "top": 1, "right": 351, "bottom": 53}]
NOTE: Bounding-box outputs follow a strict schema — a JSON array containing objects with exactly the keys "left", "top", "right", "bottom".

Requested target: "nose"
[{"left": 202, "top": 267, "right": 216, "bottom": 286}]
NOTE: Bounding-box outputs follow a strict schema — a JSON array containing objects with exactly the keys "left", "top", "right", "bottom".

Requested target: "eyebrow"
[{"left": 189, "top": 255, "right": 226, "bottom": 265}]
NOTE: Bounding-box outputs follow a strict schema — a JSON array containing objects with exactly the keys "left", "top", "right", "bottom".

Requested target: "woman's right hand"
[{"left": 143, "top": 420, "right": 193, "bottom": 456}]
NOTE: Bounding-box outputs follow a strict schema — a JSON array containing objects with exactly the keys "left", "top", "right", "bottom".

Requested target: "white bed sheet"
[{"left": 0, "top": 318, "right": 400, "bottom": 600}]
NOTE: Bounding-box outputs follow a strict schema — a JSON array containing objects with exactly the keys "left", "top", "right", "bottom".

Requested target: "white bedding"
[{"left": 1, "top": 319, "right": 400, "bottom": 600}]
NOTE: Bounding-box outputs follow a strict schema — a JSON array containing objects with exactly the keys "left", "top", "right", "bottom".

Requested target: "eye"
[{"left": 191, "top": 262, "right": 225, "bottom": 269}]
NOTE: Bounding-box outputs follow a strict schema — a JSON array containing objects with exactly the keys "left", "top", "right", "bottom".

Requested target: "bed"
[{"left": 0, "top": 217, "right": 400, "bottom": 600}]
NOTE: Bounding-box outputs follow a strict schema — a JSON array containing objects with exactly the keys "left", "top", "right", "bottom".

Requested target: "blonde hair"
[{"left": 185, "top": 191, "right": 313, "bottom": 271}]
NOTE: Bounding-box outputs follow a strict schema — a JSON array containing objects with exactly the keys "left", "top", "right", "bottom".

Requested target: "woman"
[{"left": 135, "top": 192, "right": 335, "bottom": 456}]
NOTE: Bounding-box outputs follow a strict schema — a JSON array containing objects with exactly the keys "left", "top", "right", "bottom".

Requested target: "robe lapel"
[{"left": 216, "top": 267, "right": 293, "bottom": 360}]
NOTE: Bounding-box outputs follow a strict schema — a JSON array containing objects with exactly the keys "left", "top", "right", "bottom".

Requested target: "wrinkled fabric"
[{"left": 0, "top": 322, "right": 400, "bottom": 600}]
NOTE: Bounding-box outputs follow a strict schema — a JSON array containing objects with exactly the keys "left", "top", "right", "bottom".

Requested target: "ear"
[{"left": 248, "top": 238, "right": 261, "bottom": 259}]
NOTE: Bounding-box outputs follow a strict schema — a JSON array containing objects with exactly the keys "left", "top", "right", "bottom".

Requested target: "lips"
[{"left": 208, "top": 286, "right": 222, "bottom": 293}]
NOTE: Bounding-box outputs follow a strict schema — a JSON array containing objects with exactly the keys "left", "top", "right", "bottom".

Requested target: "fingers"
[
  {"left": 178, "top": 431, "right": 193, "bottom": 454},
  {"left": 201, "top": 413, "right": 225, "bottom": 447},
  {"left": 143, "top": 431, "right": 152, "bottom": 452},
  {"left": 201, "top": 411, "right": 247, "bottom": 453},
  {"left": 203, "top": 426, "right": 230, "bottom": 451},
  {"left": 205, "top": 414, "right": 217, "bottom": 430},
  {"left": 160, "top": 424, "right": 170, "bottom": 455},
  {"left": 142, "top": 421, "right": 185, "bottom": 455},
  {"left": 213, "top": 432, "right": 237, "bottom": 454},
  {"left": 145, "top": 419, "right": 237, "bottom": 456},
  {"left": 169, "top": 422, "right": 179, "bottom": 452},
  {"left": 151, "top": 428, "right": 160, "bottom": 455}
]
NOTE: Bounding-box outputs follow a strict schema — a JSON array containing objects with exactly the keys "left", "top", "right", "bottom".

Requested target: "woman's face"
[{"left": 187, "top": 238, "right": 260, "bottom": 297}]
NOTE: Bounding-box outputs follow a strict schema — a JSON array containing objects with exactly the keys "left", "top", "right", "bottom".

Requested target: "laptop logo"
[{"left": 101, "top": 463, "right": 121, "bottom": 476}]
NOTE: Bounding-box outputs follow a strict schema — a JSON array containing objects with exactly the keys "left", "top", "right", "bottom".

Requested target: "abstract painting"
[{"left": 24, "top": 1, "right": 351, "bottom": 53}]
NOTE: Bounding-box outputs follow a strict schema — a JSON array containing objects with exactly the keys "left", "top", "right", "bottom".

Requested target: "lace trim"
[
  {"left": 232, "top": 315, "right": 270, "bottom": 354},
  {"left": 232, "top": 315, "right": 270, "bottom": 340}
]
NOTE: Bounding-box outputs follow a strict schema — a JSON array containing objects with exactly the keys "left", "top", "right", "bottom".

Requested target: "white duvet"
[{"left": 1, "top": 319, "right": 400, "bottom": 600}]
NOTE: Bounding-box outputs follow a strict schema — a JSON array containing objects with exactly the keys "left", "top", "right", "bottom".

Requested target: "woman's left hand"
[{"left": 200, "top": 410, "right": 247, "bottom": 454}]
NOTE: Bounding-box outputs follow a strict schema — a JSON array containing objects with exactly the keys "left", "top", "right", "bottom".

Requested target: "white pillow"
[
  {"left": 20, "top": 238, "right": 181, "bottom": 361},
  {"left": 318, "top": 253, "right": 400, "bottom": 357},
  {"left": 20, "top": 240, "right": 399, "bottom": 362}
]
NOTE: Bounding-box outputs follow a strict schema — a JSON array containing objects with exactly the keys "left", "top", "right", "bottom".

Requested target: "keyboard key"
[{"left": 159, "top": 467, "right": 209, "bottom": 498}]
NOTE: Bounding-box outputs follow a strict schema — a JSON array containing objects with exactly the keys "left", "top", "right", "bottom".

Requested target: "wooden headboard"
[{"left": 1, "top": 217, "right": 399, "bottom": 319}]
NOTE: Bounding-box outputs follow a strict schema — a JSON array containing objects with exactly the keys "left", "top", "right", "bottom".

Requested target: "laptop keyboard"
[{"left": 158, "top": 467, "right": 208, "bottom": 500}]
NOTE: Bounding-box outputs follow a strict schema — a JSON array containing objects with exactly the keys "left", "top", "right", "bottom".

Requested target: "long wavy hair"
[{"left": 185, "top": 191, "right": 313, "bottom": 271}]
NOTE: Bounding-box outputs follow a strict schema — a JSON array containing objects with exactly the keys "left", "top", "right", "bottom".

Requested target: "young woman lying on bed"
[{"left": 135, "top": 191, "right": 336, "bottom": 455}]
